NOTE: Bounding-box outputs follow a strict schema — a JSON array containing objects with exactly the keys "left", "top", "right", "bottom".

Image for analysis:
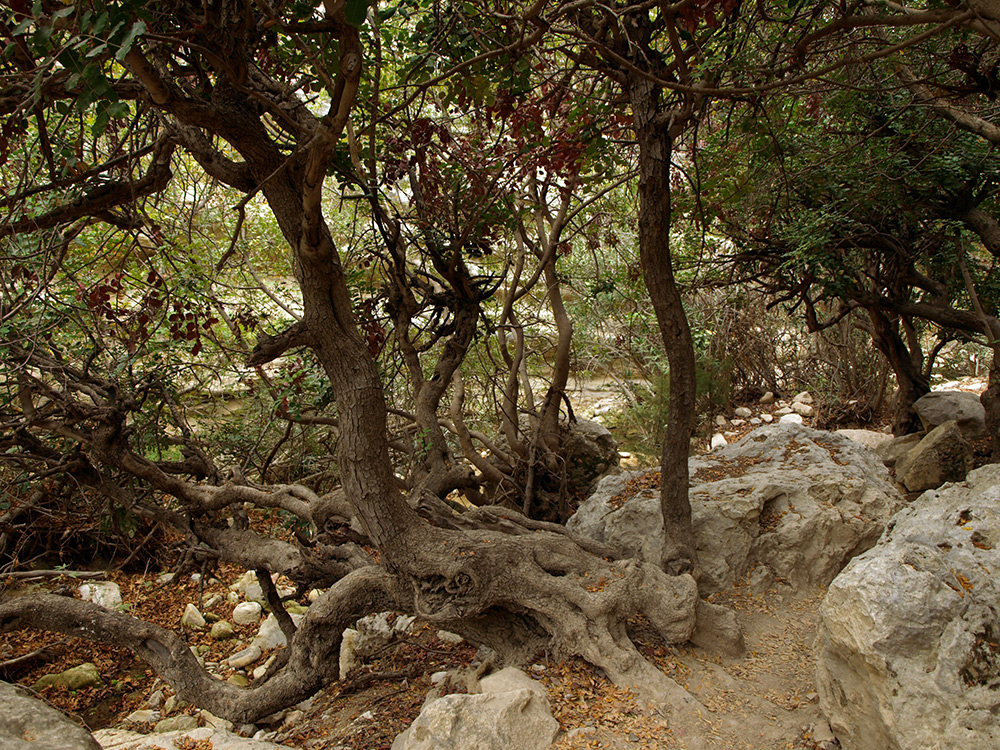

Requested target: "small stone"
[
  {"left": 181, "top": 603, "right": 206, "bottom": 629},
  {"left": 233, "top": 601, "right": 263, "bottom": 625},
  {"left": 227, "top": 674, "right": 250, "bottom": 688},
  {"left": 190, "top": 573, "right": 202, "bottom": 583},
  {"left": 749, "top": 417, "right": 762, "bottom": 425},
  {"left": 252, "top": 665, "right": 268, "bottom": 680},
  {"left": 211, "top": 621, "right": 235, "bottom": 640},
  {"left": 307, "top": 589, "right": 322, "bottom": 602},
  {"left": 124, "top": 709, "right": 157, "bottom": 725},
  {"left": 734, "top": 406, "right": 752, "bottom": 418},
  {"left": 204, "top": 612, "right": 220, "bottom": 623},
  {"left": 436, "top": 630, "right": 464, "bottom": 644},
  {"left": 759, "top": 391, "right": 775, "bottom": 405},
  {"left": 284, "top": 602, "right": 309, "bottom": 615},
  {"left": 792, "top": 401, "right": 815, "bottom": 417},
  {"left": 531, "top": 664, "right": 546, "bottom": 672},
  {"left": 710, "top": 433, "right": 728, "bottom": 450},
  {"left": 792, "top": 391, "right": 814, "bottom": 404},
  {"left": 779, "top": 413, "right": 803, "bottom": 425},
  {"left": 252, "top": 613, "right": 304, "bottom": 650},
  {"left": 226, "top": 591, "right": 240, "bottom": 604},
  {"left": 146, "top": 689, "right": 165, "bottom": 709},
  {"left": 238, "top": 723, "right": 257, "bottom": 737},
  {"left": 153, "top": 715, "right": 198, "bottom": 733},
  {"left": 228, "top": 644, "right": 262, "bottom": 669},
  {"left": 774, "top": 406, "right": 793, "bottom": 415},
  {"left": 163, "top": 695, "right": 179, "bottom": 715},
  {"left": 394, "top": 614, "right": 417, "bottom": 634},
  {"left": 157, "top": 572, "right": 173, "bottom": 585},
  {"left": 78, "top": 581, "right": 122, "bottom": 610},
  {"left": 204, "top": 594, "right": 222, "bottom": 608},
  {"left": 282, "top": 709, "right": 305, "bottom": 727},
  {"left": 430, "top": 671, "right": 449, "bottom": 685},
  {"left": 715, "top": 415, "right": 728, "bottom": 427},
  {"left": 33, "top": 662, "right": 103, "bottom": 691},
  {"left": 197, "top": 710, "right": 233, "bottom": 731},
  {"left": 761, "top": 414, "right": 773, "bottom": 423},
  {"left": 731, "top": 418, "right": 746, "bottom": 426}
]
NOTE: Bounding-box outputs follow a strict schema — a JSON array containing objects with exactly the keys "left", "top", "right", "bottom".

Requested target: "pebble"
[
  {"left": 734, "top": 406, "right": 752, "bottom": 418},
  {"left": 436, "top": 630, "right": 464, "bottom": 644},
  {"left": 228, "top": 644, "right": 262, "bottom": 669},
  {"left": 153, "top": 715, "right": 198, "bottom": 733},
  {"left": 233, "top": 601, "right": 263, "bottom": 625},
  {"left": 759, "top": 391, "right": 775, "bottom": 404},
  {"left": 180, "top": 603, "right": 206, "bottom": 629},
  {"left": 791, "top": 401, "right": 815, "bottom": 417},
  {"left": 710, "top": 433, "right": 728, "bottom": 450},
  {"left": 124, "top": 709, "right": 157, "bottom": 725},
  {"left": 761, "top": 414, "right": 774, "bottom": 423},
  {"left": 211, "top": 621, "right": 235, "bottom": 640}
]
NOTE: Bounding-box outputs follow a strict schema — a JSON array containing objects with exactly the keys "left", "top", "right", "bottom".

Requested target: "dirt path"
[{"left": 541, "top": 583, "right": 831, "bottom": 750}]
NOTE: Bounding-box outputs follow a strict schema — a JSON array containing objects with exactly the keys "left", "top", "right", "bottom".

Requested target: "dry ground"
[{"left": 1, "top": 566, "right": 833, "bottom": 750}]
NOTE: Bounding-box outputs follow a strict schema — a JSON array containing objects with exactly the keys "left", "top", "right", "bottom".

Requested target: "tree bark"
[
  {"left": 864, "top": 307, "right": 928, "bottom": 434},
  {"left": 628, "top": 77, "right": 698, "bottom": 576}
]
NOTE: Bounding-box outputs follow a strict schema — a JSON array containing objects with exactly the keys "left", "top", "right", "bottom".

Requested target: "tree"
[
  {"left": 0, "top": 0, "right": 716, "bottom": 722},
  {"left": 688, "top": 15, "right": 1000, "bottom": 435}
]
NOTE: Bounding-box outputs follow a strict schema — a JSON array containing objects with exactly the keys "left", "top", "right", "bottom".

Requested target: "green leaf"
[
  {"left": 345, "top": 0, "right": 369, "bottom": 28},
  {"left": 115, "top": 20, "right": 145, "bottom": 60}
]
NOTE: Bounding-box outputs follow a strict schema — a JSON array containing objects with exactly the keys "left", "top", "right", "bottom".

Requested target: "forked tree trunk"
[
  {"left": 628, "top": 77, "right": 699, "bottom": 576},
  {"left": 864, "top": 307, "right": 928, "bottom": 435}
]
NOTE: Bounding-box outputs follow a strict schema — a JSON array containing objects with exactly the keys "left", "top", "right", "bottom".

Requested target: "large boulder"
[
  {"left": 815, "top": 464, "right": 1000, "bottom": 750},
  {"left": 568, "top": 423, "right": 903, "bottom": 594},
  {"left": 391, "top": 667, "right": 558, "bottom": 750},
  {"left": 875, "top": 432, "right": 924, "bottom": 468},
  {"left": 0, "top": 681, "right": 101, "bottom": 750},
  {"left": 913, "top": 390, "right": 986, "bottom": 439},
  {"left": 894, "top": 420, "right": 974, "bottom": 493}
]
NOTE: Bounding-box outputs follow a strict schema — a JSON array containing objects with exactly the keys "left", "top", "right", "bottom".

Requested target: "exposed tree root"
[{"left": 0, "top": 567, "right": 396, "bottom": 725}]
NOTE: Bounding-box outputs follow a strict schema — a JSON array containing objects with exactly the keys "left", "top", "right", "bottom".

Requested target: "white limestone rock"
[
  {"left": 0, "top": 680, "right": 102, "bottom": 750},
  {"left": 816, "top": 464, "right": 1000, "bottom": 750},
  {"left": 791, "top": 401, "right": 815, "bottom": 417},
  {"left": 914, "top": 390, "right": 986, "bottom": 439},
  {"left": 568, "top": 424, "right": 903, "bottom": 594},
  {"left": 895, "top": 420, "right": 973, "bottom": 492},
  {"left": 78, "top": 581, "right": 122, "bottom": 610},
  {"left": 251, "top": 613, "right": 304, "bottom": 651},
  {"left": 391, "top": 668, "right": 558, "bottom": 750},
  {"left": 233, "top": 601, "right": 263, "bottom": 625},
  {"left": 180, "top": 604, "right": 206, "bottom": 630},
  {"left": 835, "top": 429, "right": 892, "bottom": 452},
  {"left": 94, "top": 726, "right": 296, "bottom": 749}
]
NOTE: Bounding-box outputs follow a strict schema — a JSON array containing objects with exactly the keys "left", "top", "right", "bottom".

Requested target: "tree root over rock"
[{"left": 1, "top": 513, "right": 733, "bottom": 734}]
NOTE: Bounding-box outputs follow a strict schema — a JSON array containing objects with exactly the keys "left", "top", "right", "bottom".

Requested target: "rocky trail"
[
  {"left": 1, "top": 566, "right": 836, "bottom": 750},
  {"left": 4, "top": 386, "right": 998, "bottom": 750}
]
